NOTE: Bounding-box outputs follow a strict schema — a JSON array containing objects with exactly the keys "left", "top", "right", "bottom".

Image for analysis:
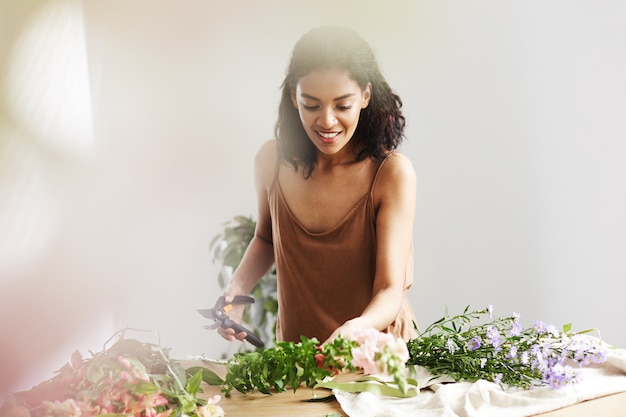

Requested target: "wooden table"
[{"left": 186, "top": 361, "right": 626, "bottom": 417}]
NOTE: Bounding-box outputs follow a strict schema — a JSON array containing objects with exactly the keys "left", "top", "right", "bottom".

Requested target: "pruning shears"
[{"left": 197, "top": 295, "right": 265, "bottom": 348}]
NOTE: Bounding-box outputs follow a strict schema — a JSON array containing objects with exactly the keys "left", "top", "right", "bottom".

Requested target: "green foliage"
[
  {"left": 210, "top": 215, "right": 278, "bottom": 345},
  {"left": 220, "top": 336, "right": 358, "bottom": 397}
]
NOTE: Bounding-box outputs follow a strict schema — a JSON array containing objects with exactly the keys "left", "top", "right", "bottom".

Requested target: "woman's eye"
[
  {"left": 336, "top": 105, "right": 353, "bottom": 110},
  {"left": 302, "top": 104, "right": 319, "bottom": 111}
]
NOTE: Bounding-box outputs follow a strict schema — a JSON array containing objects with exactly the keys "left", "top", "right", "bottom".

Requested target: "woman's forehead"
[{"left": 295, "top": 68, "right": 361, "bottom": 97}]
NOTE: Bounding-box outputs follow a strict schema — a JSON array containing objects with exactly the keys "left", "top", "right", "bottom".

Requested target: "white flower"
[{"left": 196, "top": 395, "right": 224, "bottom": 417}]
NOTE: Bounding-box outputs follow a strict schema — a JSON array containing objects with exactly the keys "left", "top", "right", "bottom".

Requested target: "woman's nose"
[{"left": 317, "top": 107, "right": 337, "bottom": 128}]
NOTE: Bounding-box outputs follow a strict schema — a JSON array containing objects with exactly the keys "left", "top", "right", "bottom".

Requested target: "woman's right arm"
[{"left": 217, "top": 140, "right": 277, "bottom": 343}]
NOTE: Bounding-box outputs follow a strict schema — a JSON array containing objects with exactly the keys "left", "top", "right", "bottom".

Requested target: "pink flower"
[
  {"left": 118, "top": 355, "right": 150, "bottom": 382},
  {"left": 349, "top": 328, "right": 409, "bottom": 377}
]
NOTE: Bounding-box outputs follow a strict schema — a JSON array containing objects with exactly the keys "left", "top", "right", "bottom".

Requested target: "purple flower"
[
  {"left": 507, "top": 321, "right": 522, "bottom": 337},
  {"left": 546, "top": 324, "right": 560, "bottom": 338},
  {"left": 508, "top": 345, "right": 518, "bottom": 359},
  {"left": 466, "top": 336, "right": 482, "bottom": 351},
  {"left": 534, "top": 321, "right": 548, "bottom": 334},
  {"left": 446, "top": 338, "right": 459, "bottom": 354},
  {"left": 485, "top": 326, "right": 502, "bottom": 350},
  {"left": 530, "top": 344, "right": 542, "bottom": 357},
  {"left": 544, "top": 362, "right": 580, "bottom": 389},
  {"left": 521, "top": 351, "right": 530, "bottom": 365}
]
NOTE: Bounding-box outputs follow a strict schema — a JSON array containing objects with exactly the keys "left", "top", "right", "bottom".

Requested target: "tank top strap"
[
  {"left": 369, "top": 153, "right": 393, "bottom": 197},
  {"left": 268, "top": 155, "right": 283, "bottom": 196}
]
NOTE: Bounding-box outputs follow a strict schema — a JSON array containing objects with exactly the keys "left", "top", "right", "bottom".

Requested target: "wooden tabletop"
[{"left": 184, "top": 361, "right": 626, "bottom": 417}]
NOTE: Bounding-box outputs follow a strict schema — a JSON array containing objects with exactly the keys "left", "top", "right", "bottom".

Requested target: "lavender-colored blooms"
[
  {"left": 485, "top": 326, "right": 502, "bottom": 351},
  {"left": 507, "top": 321, "right": 522, "bottom": 337},
  {"left": 533, "top": 321, "right": 548, "bottom": 334},
  {"left": 544, "top": 362, "right": 581, "bottom": 388},
  {"left": 521, "top": 351, "right": 530, "bottom": 365},
  {"left": 466, "top": 336, "right": 482, "bottom": 351},
  {"left": 546, "top": 324, "right": 560, "bottom": 338},
  {"left": 446, "top": 338, "right": 459, "bottom": 354},
  {"left": 407, "top": 305, "right": 608, "bottom": 390}
]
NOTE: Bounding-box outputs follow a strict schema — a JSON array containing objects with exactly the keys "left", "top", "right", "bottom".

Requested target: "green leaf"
[
  {"left": 177, "top": 393, "right": 198, "bottom": 413},
  {"left": 185, "top": 369, "right": 203, "bottom": 396},
  {"left": 135, "top": 381, "right": 159, "bottom": 395},
  {"left": 186, "top": 366, "right": 224, "bottom": 385},
  {"left": 315, "top": 378, "right": 418, "bottom": 398},
  {"left": 263, "top": 298, "right": 278, "bottom": 314}
]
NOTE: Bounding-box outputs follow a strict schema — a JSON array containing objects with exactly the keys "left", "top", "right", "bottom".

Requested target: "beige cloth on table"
[
  {"left": 334, "top": 340, "right": 626, "bottom": 417},
  {"left": 268, "top": 155, "right": 418, "bottom": 343}
]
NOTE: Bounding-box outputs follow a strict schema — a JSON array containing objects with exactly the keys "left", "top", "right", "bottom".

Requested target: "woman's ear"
[
  {"left": 290, "top": 89, "right": 298, "bottom": 109},
  {"left": 362, "top": 83, "right": 372, "bottom": 109}
]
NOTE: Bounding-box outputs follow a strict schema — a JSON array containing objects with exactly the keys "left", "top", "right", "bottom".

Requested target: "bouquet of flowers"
[
  {"left": 2, "top": 331, "right": 224, "bottom": 417},
  {"left": 216, "top": 305, "right": 608, "bottom": 398},
  {"left": 407, "top": 305, "right": 607, "bottom": 389},
  {"left": 219, "top": 328, "right": 417, "bottom": 399}
]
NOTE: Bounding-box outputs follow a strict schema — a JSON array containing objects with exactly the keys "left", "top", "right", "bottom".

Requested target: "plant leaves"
[
  {"left": 314, "top": 378, "right": 419, "bottom": 398},
  {"left": 185, "top": 370, "right": 203, "bottom": 396},
  {"left": 186, "top": 366, "right": 224, "bottom": 386}
]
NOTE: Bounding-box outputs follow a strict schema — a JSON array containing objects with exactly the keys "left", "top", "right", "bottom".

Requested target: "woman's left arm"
[{"left": 327, "top": 153, "right": 417, "bottom": 341}]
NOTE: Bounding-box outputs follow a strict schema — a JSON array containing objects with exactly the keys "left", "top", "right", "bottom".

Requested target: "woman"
[{"left": 218, "top": 26, "right": 418, "bottom": 345}]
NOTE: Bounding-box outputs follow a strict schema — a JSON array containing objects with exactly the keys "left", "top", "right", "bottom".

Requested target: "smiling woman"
[{"left": 215, "top": 26, "right": 418, "bottom": 347}]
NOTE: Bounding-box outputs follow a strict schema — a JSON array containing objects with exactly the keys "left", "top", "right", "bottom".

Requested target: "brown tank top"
[{"left": 268, "top": 156, "right": 418, "bottom": 343}]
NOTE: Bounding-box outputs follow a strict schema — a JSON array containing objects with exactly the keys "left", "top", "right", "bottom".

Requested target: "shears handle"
[{"left": 222, "top": 317, "right": 265, "bottom": 348}]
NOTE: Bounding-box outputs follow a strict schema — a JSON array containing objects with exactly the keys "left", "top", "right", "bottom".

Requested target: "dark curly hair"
[{"left": 275, "top": 26, "right": 406, "bottom": 178}]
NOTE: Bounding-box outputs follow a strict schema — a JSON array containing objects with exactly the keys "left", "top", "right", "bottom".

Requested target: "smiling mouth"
[{"left": 316, "top": 130, "right": 340, "bottom": 142}]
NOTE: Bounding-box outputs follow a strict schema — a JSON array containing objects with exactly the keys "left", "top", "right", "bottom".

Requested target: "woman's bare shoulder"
[
  {"left": 373, "top": 152, "right": 417, "bottom": 211},
  {"left": 381, "top": 151, "right": 416, "bottom": 182},
  {"left": 255, "top": 139, "right": 277, "bottom": 161},
  {"left": 254, "top": 139, "right": 278, "bottom": 186}
]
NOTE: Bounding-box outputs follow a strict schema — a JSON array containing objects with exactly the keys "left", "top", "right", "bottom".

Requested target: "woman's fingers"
[{"left": 217, "top": 326, "right": 247, "bottom": 342}]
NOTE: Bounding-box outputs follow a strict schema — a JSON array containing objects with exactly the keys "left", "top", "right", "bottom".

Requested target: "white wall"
[{"left": 1, "top": 0, "right": 624, "bottom": 393}]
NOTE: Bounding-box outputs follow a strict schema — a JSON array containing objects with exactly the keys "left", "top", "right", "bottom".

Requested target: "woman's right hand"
[{"left": 216, "top": 294, "right": 248, "bottom": 343}]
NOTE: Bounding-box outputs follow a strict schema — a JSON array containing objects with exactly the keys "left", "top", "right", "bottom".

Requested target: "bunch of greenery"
[
  {"left": 217, "top": 333, "right": 417, "bottom": 399},
  {"left": 407, "top": 305, "right": 607, "bottom": 389},
  {"left": 219, "top": 336, "right": 357, "bottom": 397}
]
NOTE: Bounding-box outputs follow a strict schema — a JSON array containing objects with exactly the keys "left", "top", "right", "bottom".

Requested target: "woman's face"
[{"left": 292, "top": 68, "right": 371, "bottom": 157}]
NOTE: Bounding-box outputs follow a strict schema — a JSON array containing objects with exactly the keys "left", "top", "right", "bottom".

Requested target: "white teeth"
[{"left": 318, "top": 131, "right": 338, "bottom": 139}]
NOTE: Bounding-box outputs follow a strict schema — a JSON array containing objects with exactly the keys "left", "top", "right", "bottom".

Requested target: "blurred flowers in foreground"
[{"left": 1, "top": 332, "right": 224, "bottom": 417}]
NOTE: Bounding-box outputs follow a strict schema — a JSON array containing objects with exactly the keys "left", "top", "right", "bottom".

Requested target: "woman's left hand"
[{"left": 324, "top": 317, "right": 369, "bottom": 345}]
